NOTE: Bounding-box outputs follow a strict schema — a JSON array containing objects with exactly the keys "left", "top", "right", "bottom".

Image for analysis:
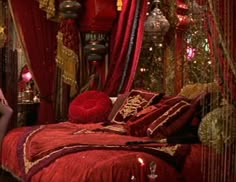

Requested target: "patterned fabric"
[
  {"left": 198, "top": 104, "right": 236, "bottom": 153},
  {"left": 56, "top": 19, "right": 80, "bottom": 96},
  {"left": 14, "top": 122, "right": 191, "bottom": 181},
  {"left": 178, "top": 82, "right": 220, "bottom": 100},
  {"left": 110, "top": 89, "right": 163, "bottom": 124},
  {"left": 39, "top": 0, "right": 57, "bottom": 20},
  {"left": 107, "top": 92, "right": 129, "bottom": 122}
]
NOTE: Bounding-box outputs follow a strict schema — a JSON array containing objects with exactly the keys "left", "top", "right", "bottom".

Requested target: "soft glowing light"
[
  {"left": 140, "top": 68, "right": 147, "bottom": 72},
  {"left": 138, "top": 157, "right": 144, "bottom": 166},
  {"left": 186, "top": 47, "right": 196, "bottom": 60},
  {"left": 22, "top": 72, "right": 32, "bottom": 82}
]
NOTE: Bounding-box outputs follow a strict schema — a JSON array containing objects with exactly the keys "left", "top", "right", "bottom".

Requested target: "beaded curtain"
[{"left": 134, "top": 0, "right": 236, "bottom": 181}]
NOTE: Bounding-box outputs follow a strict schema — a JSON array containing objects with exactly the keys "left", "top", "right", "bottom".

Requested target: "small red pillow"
[{"left": 68, "top": 90, "right": 113, "bottom": 124}]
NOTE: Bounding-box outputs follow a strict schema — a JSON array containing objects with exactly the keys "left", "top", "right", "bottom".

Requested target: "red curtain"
[
  {"left": 103, "top": 0, "right": 148, "bottom": 96},
  {"left": 206, "top": 0, "right": 236, "bottom": 105},
  {"left": 9, "top": 0, "right": 58, "bottom": 124}
]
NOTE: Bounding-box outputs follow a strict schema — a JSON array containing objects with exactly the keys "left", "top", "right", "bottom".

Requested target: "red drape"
[
  {"left": 103, "top": 0, "right": 148, "bottom": 96},
  {"left": 9, "top": 0, "right": 58, "bottom": 124},
  {"left": 206, "top": 0, "right": 236, "bottom": 105}
]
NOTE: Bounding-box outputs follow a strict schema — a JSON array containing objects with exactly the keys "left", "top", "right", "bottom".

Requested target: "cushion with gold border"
[
  {"left": 147, "top": 100, "right": 191, "bottom": 139},
  {"left": 110, "top": 89, "right": 164, "bottom": 124}
]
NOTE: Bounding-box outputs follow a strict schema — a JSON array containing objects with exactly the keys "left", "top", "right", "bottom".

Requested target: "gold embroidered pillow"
[
  {"left": 110, "top": 89, "right": 163, "bottom": 124},
  {"left": 147, "top": 100, "right": 191, "bottom": 139}
]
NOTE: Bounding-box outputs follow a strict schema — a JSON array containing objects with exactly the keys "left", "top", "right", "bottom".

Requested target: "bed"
[{"left": 1, "top": 86, "right": 223, "bottom": 182}]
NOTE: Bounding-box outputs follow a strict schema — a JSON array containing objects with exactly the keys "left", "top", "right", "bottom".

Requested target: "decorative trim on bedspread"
[{"left": 17, "top": 124, "right": 191, "bottom": 182}]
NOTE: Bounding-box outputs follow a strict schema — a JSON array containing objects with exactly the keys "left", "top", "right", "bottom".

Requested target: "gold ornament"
[
  {"left": 198, "top": 104, "right": 236, "bottom": 153},
  {"left": 0, "top": 26, "right": 7, "bottom": 48}
]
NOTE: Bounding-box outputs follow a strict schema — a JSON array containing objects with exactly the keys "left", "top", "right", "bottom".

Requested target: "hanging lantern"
[
  {"left": 84, "top": 40, "right": 107, "bottom": 63},
  {"left": 144, "top": 0, "right": 170, "bottom": 43},
  {"left": 59, "top": 0, "right": 82, "bottom": 19}
]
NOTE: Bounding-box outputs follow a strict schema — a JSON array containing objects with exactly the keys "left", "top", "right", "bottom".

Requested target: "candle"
[{"left": 138, "top": 157, "right": 145, "bottom": 182}]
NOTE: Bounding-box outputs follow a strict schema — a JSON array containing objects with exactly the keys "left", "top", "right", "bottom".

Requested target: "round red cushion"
[{"left": 68, "top": 90, "right": 113, "bottom": 124}]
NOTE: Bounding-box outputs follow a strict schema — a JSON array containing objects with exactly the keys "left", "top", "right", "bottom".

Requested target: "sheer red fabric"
[{"left": 9, "top": 0, "right": 58, "bottom": 124}]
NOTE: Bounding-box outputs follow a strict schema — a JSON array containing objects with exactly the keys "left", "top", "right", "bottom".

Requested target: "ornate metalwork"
[{"left": 59, "top": 0, "right": 81, "bottom": 19}]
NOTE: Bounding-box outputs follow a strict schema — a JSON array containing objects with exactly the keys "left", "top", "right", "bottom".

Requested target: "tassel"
[{"left": 117, "top": 0, "right": 122, "bottom": 11}]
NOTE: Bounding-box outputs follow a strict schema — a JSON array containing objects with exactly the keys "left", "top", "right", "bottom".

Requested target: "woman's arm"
[
  {"left": 0, "top": 88, "right": 8, "bottom": 105},
  {"left": 0, "top": 88, "right": 13, "bottom": 149}
]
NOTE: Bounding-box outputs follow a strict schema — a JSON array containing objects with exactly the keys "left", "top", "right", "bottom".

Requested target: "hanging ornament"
[
  {"left": 144, "top": 0, "right": 170, "bottom": 44},
  {"left": 59, "top": 0, "right": 81, "bottom": 19},
  {"left": 175, "top": 0, "right": 193, "bottom": 30},
  {"left": 84, "top": 40, "right": 107, "bottom": 64}
]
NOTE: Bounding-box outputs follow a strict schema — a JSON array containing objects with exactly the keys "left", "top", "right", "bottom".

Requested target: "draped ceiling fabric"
[
  {"left": 103, "top": 0, "right": 148, "bottom": 96},
  {"left": 8, "top": 0, "right": 58, "bottom": 124}
]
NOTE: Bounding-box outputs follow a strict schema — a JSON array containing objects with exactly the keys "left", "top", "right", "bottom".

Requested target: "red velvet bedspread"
[{"left": 1, "top": 122, "right": 213, "bottom": 182}]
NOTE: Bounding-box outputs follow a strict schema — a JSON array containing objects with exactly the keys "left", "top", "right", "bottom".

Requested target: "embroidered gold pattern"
[
  {"left": 39, "top": 0, "right": 57, "bottom": 20},
  {"left": 24, "top": 126, "right": 45, "bottom": 174},
  {"left": 119, "top": 95, "right": 148, "bottom": 119},
  {"left": 146, "top": 144, "right": 180, "bottom": 156}
]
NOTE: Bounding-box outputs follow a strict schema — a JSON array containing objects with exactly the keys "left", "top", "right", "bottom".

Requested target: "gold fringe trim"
[
  {"left": 117, "top": 0, "right": 123, "bottom": 11},
  {"left": 56, "top": 31, "right": 79, "bottom": 96}
]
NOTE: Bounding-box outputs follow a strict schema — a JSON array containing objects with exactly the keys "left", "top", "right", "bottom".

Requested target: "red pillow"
[
  {"left": 68, "top": 90, "right": 113, "bottom": 124},
  {"left": 107, "top": 92, "right": 129, "bottom": 122},
  {"left": 125, "top": 95, "right": 188, "bottom": 137},
  {"left": 147, "top": 100, "right": 191, "bottom": 139},
  {"left": 110, "top": 89, "right": 163, "bottom": 124},
  {"left": 125, "top": 104, "right": 169, "bottom": 137}
]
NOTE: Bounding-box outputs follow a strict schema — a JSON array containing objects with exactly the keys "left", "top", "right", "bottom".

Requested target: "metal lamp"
[
  {"left": 59, "top": 0, "right": 81, "bottom": 19},
  {"left": 144, "top": 0, "right": 170, "bottom": 45}
]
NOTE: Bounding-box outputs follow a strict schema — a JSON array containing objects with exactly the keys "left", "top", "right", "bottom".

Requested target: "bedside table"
[{"left": 17, "top": 102, "right": 40, "bottom": 127}]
